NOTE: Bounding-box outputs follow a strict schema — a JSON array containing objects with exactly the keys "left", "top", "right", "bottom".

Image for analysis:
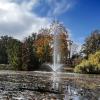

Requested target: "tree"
[
  {"left": 22, "top": 35, "right": 39, "bottom": 70},
  {"left": 59, "top": 32, "right": 69, "bottom": 63},
  {"left": 0, "top": 40, "right": 8, "bottom": 64},
  {"left": 82, "top": 30, "right": 100, "bottom": 57},
  {"left": 34, "top": 28, "right": 52, "bottom": 64},
  {"left": 7, "top": 38, "right": 22, "bottom": 70},
  {"left": 0, "top": 35, "right": 12, "bottom": 64}
]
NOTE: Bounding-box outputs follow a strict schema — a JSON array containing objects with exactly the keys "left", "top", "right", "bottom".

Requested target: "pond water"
[{"left": 0, "top": 71, "right": 99, "bottom": 100}]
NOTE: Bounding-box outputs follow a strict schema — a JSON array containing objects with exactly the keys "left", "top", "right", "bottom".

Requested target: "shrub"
[{"left": 74, "top": 51, "right": 100, "bottom": 74}]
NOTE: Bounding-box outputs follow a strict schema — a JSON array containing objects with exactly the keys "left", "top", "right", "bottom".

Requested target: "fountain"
[
  {"left": 50, "top": 20, "right": 64, "bottom": 72},
  {"left": 39, "top": 20, "right": 67, "bottom": 72},
  {"left": 49, "top": 20, "right": 68, "bottom": 92}
]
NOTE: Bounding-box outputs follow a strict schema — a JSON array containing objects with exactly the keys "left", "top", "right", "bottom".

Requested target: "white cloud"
[
  {"left": 47, "top": 0, "right": 75, "bottom": 16},
  {"left": 0, "top": 0, "right": 76, "bottom": 40},
  {"left": 0, "top": 0, "right": 50, "bottom": 40}
]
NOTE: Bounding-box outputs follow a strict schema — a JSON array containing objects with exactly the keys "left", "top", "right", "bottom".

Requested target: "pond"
[{"left": 0, "top": 71, "right": 100, "bottom": 100}]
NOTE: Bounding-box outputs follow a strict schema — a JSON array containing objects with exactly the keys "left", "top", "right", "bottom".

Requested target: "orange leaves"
[
  {"left": 33, "top": 27, "right": 69, "bottom": 63},
  {"left": 34, "top": 29, "right": 52, "bottom": 62},
  {"left": 36, "top": 47, "right": 43, "bottom": 58}
]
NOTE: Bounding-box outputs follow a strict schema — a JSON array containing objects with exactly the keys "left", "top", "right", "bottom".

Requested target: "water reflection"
[{"left": 63, "top": 84, "right": 99, "bottom": 100}]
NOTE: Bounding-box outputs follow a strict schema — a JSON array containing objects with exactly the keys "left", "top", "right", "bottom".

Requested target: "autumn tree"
[
  {"left": 34, "top": 28, "right": 52, "bottom": 64},
  {"left": 22, "top": 34, "right": 39, "bottom": 70},
  {"left": 59, "top": 32, "right": 69, "bottom": 63}
]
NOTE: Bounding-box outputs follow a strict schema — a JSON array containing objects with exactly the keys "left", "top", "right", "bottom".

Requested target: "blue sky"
[
  {"left": 33, "top": 0, "right": 100, "bottom": 44},
  {"left": 63, "top": 0, "right": 100, "bottom": 44},
  {"left": 0, "top": 0, "right": 100, "bottom": 45}
]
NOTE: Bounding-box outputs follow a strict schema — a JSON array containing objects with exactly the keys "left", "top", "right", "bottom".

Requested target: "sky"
[{"left": 0, "top": 0, "right": 100, "bottom": 46}]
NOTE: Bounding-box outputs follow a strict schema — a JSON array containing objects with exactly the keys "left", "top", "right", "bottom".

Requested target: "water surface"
[{"left": 0, "top": 71, "right": 99, "bottom": 100}]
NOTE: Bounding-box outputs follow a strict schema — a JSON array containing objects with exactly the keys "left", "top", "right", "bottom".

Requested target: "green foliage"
[
  {"left": 0, "top": 34, "right": 40, "bottom": 71},
  {"left": 0, "top": 43, "right": 8, "bottom": 64},
  {"left": 7, "top": 39, "right": 22, "bottom": 70},
  {"left": 74, "top": 51, "right": 100, "bottom": 74},
  {"left": 0, "top": 36, "right": 12, "bottom": 64},
  {"left": 81, "top": 30, "right": 100, "bottom": 57}
]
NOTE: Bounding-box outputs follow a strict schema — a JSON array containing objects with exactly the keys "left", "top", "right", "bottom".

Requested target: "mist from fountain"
[{"left": 50, "top": 21, "right": 63, "bottom": 72}]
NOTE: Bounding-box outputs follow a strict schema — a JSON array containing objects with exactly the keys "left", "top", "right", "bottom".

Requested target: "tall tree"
[
  {"left": 7, "top": 38, "right": 22, "bottom": 70},
  {"left": 22, "top": 34, "right": 39, "bottom": 70},
  {"left": 59, "top": 32, "right": 69, "bottom": 63},
  {"left": 82, "top": 30, "right": 100, "bottom": 57},
  {"left": 34, "top": 28, "right": 52, "bottom": 63},
  {"left": 0, "top": 35, "right": 12, "bottom": 64}
]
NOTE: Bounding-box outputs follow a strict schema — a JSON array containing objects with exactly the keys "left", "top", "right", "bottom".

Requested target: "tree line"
[
  {"left": 0, "top": 22, "right": 100, "bottom": 73},
  {"left": 0, "top": 35, "right": 39, "bottom": 70},
  {"left": 0, "top": 22, "right": 69, "bottom": 70}
]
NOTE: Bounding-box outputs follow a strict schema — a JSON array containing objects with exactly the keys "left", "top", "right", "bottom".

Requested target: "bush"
[{"left": 74, "top": 51, "right": 100, "bottom": 74}]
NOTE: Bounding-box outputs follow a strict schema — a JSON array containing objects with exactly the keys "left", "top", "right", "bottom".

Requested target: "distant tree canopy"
[{"left": 81, "top": 30, "right": 100, "bottom": 57}]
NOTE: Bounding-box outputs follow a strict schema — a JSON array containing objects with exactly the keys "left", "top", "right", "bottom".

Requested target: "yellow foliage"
[
  {"left": 74, "top": 51, "right": 100, "bottom": 74},
  {"left": 34, "top": 32, "right": 52, "bottom": 62}
]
